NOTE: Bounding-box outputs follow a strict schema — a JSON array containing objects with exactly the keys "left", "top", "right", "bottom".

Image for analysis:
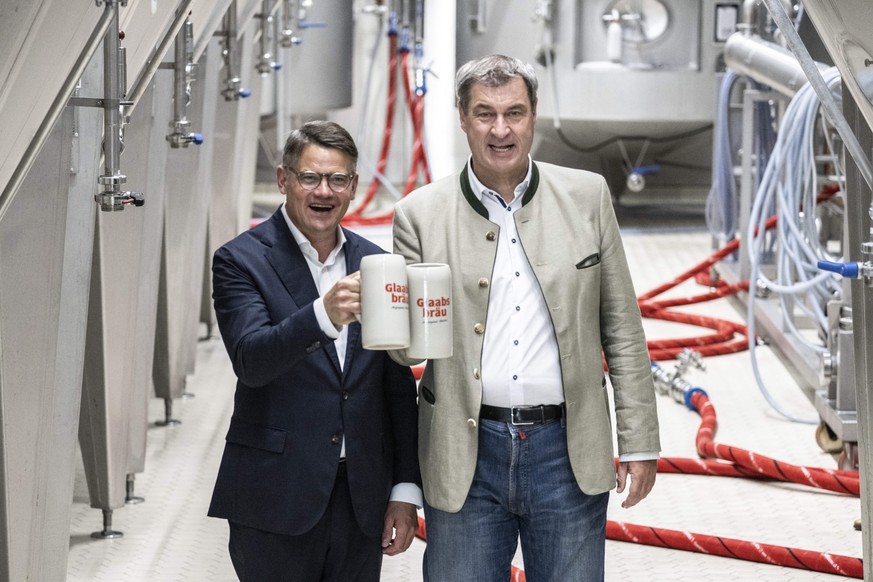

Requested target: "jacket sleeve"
[
  {"left": 212, "top": 244, "right": 332, "bottom": 387},
  {"left": 596, "top": 179, "right": 661, "bottom": 456},
  {"left": 382, "top": 358, "right": 422, "bottom": 487}
]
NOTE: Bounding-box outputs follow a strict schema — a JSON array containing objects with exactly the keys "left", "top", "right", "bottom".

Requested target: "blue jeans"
[{"left": 423, "top": 417, "right": 608, "bottom": 582}]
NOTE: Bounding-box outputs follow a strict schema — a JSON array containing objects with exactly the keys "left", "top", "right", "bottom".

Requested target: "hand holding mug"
[{"left": 322, "top": 272, "right": 362, "bottom": 326}]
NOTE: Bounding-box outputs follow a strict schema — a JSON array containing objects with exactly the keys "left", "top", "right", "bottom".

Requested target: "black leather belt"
[{"left": 479, "top": 404, "right": 563, "bottom": 426}]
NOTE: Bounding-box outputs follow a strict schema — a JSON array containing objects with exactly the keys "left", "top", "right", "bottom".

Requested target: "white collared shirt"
[
  {"left": 466, "top": 164, "right": 658, "bottom": 464},
  {"left": 467, "top": 160, "right": 565, "bottom": 408},
  {"left": 281, "top": 204, "right": 423, "bottom": 506},
  {"left": 282, "top": 206, "right": 348, "bottom": 366}
]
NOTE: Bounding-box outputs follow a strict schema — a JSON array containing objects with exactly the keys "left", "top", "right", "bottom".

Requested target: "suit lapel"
[
  {"left": 341, "top": 230, "right": 363, "bottom": 375},
  {"left": 263, "top": 210, "right": 342, "bottom": 374}
]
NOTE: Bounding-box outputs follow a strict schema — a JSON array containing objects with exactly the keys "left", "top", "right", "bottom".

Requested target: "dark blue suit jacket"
[{"left": 207, "top": 208, "right": 420, "bottom": 537}]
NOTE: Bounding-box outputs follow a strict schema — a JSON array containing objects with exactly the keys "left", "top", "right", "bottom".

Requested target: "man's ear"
[
  {"left": 350, "top": 174, "right": 359, "bottom": 200},
  {"left": 276, "top": 165, "right": 286, "bottom": 194},
  {"left": 458, "top": 107, "right": 469, "bottom": 134}
]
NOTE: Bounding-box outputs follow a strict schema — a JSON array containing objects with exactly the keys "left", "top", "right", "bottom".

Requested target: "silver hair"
[{"left": 455, "top": 54, "right": 538, "bottom": 113}]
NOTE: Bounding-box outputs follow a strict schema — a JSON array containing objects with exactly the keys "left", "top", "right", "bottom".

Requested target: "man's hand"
[
  {"left": 381, "top": 501, "right": 418, "bottom": 556},
  {"left": 616, "top": 459, "right": 657, "bottom": 509},
  {"left": 322, "top": 272, "right": 361, "bottom": 326}
]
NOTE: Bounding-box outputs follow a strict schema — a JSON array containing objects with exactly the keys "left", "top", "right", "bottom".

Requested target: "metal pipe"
[
  {"left": 256, "top": 0, "right": 282, "bottom": 75},
  {"left": 725, "top": 33, "right": 830, "bottom": 98},
  {"left": 167, "top": 17, "right": 203, "bottom": 148},
  {"left": 127, "top": 0, "right": 195, "bottom": 113},
  {"left": 221, "top": 1, "right": 251, "bottom": 101},
  {"left": 0, "top": 3, "right": 115, "bottom": 224},
  {"left": 173, "top": 20, "right": 189, "bottom": 123},
  {"left": 102, "top": 8, "right": 123, "bottom": 183},
  {"left": 760, "top": 0, "right": 873, "bottom": 191}
]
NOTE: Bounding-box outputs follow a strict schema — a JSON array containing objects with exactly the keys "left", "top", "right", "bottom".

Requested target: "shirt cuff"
[
  {"left": 313, "top": 297, "right": 341, "bottom": 339},
  {"left": 389, "top": 482, "right": 424, "bottom": 509},
  {"left": 618, "top": 451, "right": 660, "bottom": 463}
]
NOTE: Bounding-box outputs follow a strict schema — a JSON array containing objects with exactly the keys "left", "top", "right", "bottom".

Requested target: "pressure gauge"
[{"left": 604, "top": 0, "right": 670, "bottom": 44}]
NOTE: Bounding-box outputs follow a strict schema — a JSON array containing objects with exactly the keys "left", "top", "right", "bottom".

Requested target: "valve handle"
[{"left": 817, "top": 260, "right": 860, "bottom": 278}]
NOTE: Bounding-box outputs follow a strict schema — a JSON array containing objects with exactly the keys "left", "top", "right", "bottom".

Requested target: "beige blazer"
[{"left": 391, "top": 161, "right": 660, "bottom": 512}]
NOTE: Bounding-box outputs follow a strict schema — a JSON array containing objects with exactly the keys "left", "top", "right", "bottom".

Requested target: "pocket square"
[{"left": 575, "top": 253, "right": 601, "bottom": 269}]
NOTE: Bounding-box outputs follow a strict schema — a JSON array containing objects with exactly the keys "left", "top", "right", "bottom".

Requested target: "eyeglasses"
[{"left": 285, "top": 167, "right": 354, "bottom": 193}]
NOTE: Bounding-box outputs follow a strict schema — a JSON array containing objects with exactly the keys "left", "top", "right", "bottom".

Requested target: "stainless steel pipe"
[
  {"left": 0, "top": 2, "right": 115, "bottom": 223},
  {"left": 724, "top": 33, "right": 828, "bottom": 98}
]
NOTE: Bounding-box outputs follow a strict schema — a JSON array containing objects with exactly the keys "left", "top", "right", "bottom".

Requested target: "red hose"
[
  {"left": 346, "top": 33, "right": 399, "bottom": 223},
  {"left": 342, "top": 43, "right": 432, "bottom": 227},
  {"left": 400, "top": 51, "right": 431, "bottom": 195},
  {"left": 688, "top": 390, "right": 860, "bottom": 495},
  {"left": 607, "top": 521, "right": 862, "bottom": 578}
]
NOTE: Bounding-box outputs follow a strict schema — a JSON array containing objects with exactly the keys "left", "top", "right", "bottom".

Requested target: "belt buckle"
[{"left": 510, "top": 406, "right": 540, "bottom": 426}]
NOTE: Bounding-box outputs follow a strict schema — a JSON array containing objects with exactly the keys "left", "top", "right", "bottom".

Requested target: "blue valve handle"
[
  {"left": 631, "top": 164, "right": 662, "bottom": 176},
  {"left": 192, "top": 133, "right": 204, "bottom": 145},
  {"left": 239, "top": 88, "right": 252, "bottom": 98},
  {"left": 817, "top": 260, "right": 860, "bottom": 278}
]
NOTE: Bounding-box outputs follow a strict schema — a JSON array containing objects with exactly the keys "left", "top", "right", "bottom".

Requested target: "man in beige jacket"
[{"left": 389, "top": 55, "right": 660, "bottom": 582}]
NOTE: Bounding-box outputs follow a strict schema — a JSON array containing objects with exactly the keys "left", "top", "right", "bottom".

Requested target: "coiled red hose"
[{"left": 640, "top": 182, "right": 840, "bottom": 362}]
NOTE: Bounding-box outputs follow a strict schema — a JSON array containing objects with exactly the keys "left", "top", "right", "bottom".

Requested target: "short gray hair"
[{"left": 455, "top": 54, "right": 538, "bottom": 114}]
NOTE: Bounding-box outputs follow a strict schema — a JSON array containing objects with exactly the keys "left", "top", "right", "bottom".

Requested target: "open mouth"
[
  {"left": 309, "top": 203, "right": 335, "bottom": 214},
  {"left": 490, "top": 144, "right": 514, "bottom": 153}
]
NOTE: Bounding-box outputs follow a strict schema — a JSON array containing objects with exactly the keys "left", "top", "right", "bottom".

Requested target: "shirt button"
[
  {"left": 511, "top": 238, "right": 517, "bottom": 243},
  {"left": 473, "top": 323, "right": 485, "bottom": 334},
  {"left": 512, "top": 375, "right": 518, "bottom": 380},
  {"left": 331, "top": 434, "right": 341, "bottom": 445},
  {"left": 467, "top": 418, "right": 478, "bottom": 428},
  {"left": 473, "top": 368, "right": 481, "bottom": 379},
  {"left": 486, "top": 231, "right": 496, "bottom": 241},
  {"left": 478, "top": 277, "right": 489, "bottom": 288},
  {"left": 515, "top": 272, "right": 520, "bottom": 277},
  {"left": 513, "top": 340, "right": 519, "bottom": 345},
  {"left": 515, "top": 306, "right": 520, "bottom": 311}
]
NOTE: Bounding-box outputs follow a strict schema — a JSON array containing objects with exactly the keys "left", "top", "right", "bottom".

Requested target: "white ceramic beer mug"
[
  {"left": 358, "top": 254, "right": 410, "bottom": 350},
  {"left": 406, "top": 263, "right": 453, "bottom": 359}
]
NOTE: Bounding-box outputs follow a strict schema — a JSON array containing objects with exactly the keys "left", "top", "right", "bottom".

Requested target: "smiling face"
[
  {"left": 277, "top": 143, "right": 357, "bottom": 255},
  {"left": 459, "top": 76, "right": 537, "bottom": 194}
]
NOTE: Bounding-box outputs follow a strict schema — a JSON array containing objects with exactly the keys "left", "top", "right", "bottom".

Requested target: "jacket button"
[
  {"left": 473, "top": 368, "right": 480, "bottom": 379},
  {"left": 342, "top": 391, "right": 350, "bottom": 400},
  {"left": 485, "top": 231, "right": 496, "bottom": 241},
  {"left": 331, "top": 434, "right": 341, "bottom": 445},
  {"left": 473, "top": 323, "right": 485, "bottom": 334},
  {"left": 467, "top": 418, "right": 477, "bottom": 428},
  {"left": 478, "top": 277, "right": 489, "bottom": 288}
]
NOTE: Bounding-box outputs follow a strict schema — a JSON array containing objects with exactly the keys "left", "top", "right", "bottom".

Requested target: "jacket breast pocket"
[
  {"left": 225, "top": 420, "right": 286, "bottom": 454},
  {"left": 575, "top": 252, "right": 601, "bottom": 269}
]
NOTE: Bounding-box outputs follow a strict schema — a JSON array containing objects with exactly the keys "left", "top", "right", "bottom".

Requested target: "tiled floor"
[{"left": 66, "top": 207, "right": 862, "bottom": 581}]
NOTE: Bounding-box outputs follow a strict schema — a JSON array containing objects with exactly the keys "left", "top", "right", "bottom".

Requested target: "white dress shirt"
[
  {"left": 468, "top": 161, "right": 564, "bottom": 408},
  {"left": 282, "top": 204, "right": 423, "bottom": 505},
  {"left": 465, "top": 165, "right": 658, "bottom": 463}
]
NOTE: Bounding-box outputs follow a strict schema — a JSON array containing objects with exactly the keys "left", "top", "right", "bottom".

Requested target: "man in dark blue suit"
[{"left": 208, "top": 120, "right": 421, "bottom": 581}]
